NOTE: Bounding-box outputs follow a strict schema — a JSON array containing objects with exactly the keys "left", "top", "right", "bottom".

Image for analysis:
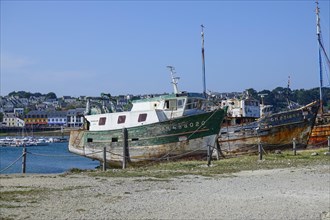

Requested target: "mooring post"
[
  {"left": 215, "top": 137, "right": 220, "bottom": 160},
  {"left": 207, "top": 145, "right": 212, "bottom": 166},
  {"left": 22, "top": 145, "right": 27, "bottom": 174},
  {"left": 293, "top": 138, "right": 297, "bottom": 156},
  {"left": 103, "top": 147, "right": 107, "bottom": 171},
  {"left": 258, "top": 142, "right": 263, "bottom": 160},
  {"left": 122, "top": 128, "right": 128, "bottom": 169}
]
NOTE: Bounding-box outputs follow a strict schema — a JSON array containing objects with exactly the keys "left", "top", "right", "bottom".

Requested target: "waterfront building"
[
  {"left": 3, "top": 113, "right": 25, "bottom": 127},
  {"left": 47, "top": 111, "right": 67, "bottom": 127},
  {"left": 24, "top": 110, "right": 48, "bottom": 128},
  {"left": 67, "top": 108, "right": 84, "bottom": 128}
]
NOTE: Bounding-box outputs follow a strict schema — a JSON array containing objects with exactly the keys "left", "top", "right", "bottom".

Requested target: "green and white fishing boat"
[{"left": 69, "top": 66, "right": 227, "bottom": 165}]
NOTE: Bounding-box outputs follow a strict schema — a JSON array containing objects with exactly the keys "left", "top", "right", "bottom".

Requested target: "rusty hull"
[
  {"left": 219, "top": 101, "right": 319, "bottom": 154},
  {"left": 308, "top": 113, "right": 330, "bottom": 146}
]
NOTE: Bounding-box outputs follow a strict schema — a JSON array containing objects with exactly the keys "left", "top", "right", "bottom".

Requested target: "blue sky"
[{"left": 1, "top": 0, "right": 329, "bottom": 97}]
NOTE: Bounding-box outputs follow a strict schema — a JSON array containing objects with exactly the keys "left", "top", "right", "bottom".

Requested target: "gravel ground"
[{"left": 1, "top": 165, "right": 329, "bottom": 220}]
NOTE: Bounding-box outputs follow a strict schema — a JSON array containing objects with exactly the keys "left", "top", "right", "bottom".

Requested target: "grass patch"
[
  {"left": 86, "top": 148, "right": 329, "bottom": 179},
  {"left": 0, "top": 189, "right": 45, "bottom": 202}
]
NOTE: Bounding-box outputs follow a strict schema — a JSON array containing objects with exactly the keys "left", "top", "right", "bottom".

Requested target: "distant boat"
[
  {"left": 308, "top": 1, "right": 330, "bottom": 147},
  {"left": 0, "top": 137, "right": 50, "bottom": 147},
  {"left": 69, "top": 67, "right": 227, "bottom": 165}
]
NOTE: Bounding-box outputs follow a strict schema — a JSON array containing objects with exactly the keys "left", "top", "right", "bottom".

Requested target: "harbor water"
[{"left": 0, "top": 142, "right": 100, "bottom": 174}]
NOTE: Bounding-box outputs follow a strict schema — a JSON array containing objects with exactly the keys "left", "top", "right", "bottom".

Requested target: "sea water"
[{"left": 0, "top": 142, "right": 100, "bottom": 174}]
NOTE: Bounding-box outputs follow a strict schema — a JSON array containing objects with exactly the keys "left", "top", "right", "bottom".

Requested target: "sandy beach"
[{"left": 1, "top": 165, "right": 329, "bottom": 220}]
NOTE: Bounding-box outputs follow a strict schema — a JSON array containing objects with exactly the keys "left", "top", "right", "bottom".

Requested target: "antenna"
[
  {"left": 201, "top": 24, "right": 206, "bottom": 98},
  {"left": 167, "top": 66, "right": 180, "bottom": 94},
  {"left": 258, "top": 94, "right": 268, "bottom": 106}
]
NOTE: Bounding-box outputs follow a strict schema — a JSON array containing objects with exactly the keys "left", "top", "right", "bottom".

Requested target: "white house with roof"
[
  {"left": 3, "top": 113, "right": 25, "bottom": 127},
  {"left": 67, "top": 108, "right": 85, "bottom": 127}
]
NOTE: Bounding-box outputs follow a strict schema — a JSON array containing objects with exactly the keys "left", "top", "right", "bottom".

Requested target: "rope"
[
  {"left": 27, "top": 152, "right": 80, "bottom": 157},
  {"left": 0, "top": 153, "right": 24, "bottom": 173}
]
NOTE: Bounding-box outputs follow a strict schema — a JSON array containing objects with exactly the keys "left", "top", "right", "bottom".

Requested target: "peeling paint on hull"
[
  {"left": 308, "top": 113, "right": 330, "bottom": 147},
  {"left": 69, "top": 109, "right": 226, "bottom": 164},
  {"left": 219, "top": 101, "right": 319, "bottom": 153}
]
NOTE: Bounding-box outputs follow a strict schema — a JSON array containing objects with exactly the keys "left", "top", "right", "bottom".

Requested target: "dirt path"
[{"left": 1, "top": 165, "right": 329, "bottom": 219}]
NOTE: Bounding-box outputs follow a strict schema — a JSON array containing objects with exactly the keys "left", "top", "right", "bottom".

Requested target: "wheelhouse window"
[
  {"left": 99, "top": 117, "right": 106, "bottom": 125},
  {"left": 138, "top": 113, "right": 147, "bottom": 122},
  {"left": 165, "top": 99, "right": 177, "bottom": 110},
  {"left": 117, "top": 115, "right": 126, "bottom": 124},
  {"left": 177, "top": 99, "right": 185, "bottom": 109}
]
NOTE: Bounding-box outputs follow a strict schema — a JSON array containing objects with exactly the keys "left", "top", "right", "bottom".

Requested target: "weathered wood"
[
  {"left": 293, "top": 138, "right": 297, "bottom": 156},
  {"left": 122, "top": 128, "right": 128, "bottom": 169},
  {"left": 258, "top": 142, "right": 263, "bottom": 160},
  {"left": 22, "top": 145, "right": 26, "bottom": 174},
  {"left": 207, "top": 144, "right": 211, "bottom": 166},
  {"left": 103, "top": 147, "right": 106, "bottom": 171}
]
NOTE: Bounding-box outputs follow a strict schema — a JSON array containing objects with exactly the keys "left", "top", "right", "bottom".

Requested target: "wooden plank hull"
[
  {"left": 219, "top": 101, "right": 319, "bottom": 154},
  {"left": 69, "top": 109, "right": 226, "bottom": 164},
  {"left": 308, "top": 113, "right": 330, "bottom": 147}
]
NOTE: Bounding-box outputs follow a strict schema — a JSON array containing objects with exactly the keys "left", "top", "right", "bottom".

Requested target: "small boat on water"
[
  {"left": 69, "top": 67, "right": 227, "bottom": 165},
  {"left": 0, "top": 137, "right": 50, "bottom": 147}
]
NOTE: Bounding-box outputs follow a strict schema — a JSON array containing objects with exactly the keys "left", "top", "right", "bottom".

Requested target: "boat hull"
[
  {"left": 69, "top": 109, "right": 226, "bottom": 164},
  {"left": 308, "top": 113, "right": 330, "bottom": 147},
  {"left": 219, "top": 101, "right": 319, "bottom": 154}
]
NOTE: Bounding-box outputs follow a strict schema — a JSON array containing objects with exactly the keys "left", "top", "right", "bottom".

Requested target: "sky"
[{"left": 1, "top": 0, "right": 330, "bottom": 97}]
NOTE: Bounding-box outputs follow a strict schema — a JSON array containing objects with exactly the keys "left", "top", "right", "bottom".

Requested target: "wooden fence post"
[
  {"left": 122, "top": 128, "right": 128, "bottom": 169},
  {"left": 258, "top": 142, "right": 263, "bottom": 160},
  {"left": 207, "top": 144, "right": 212, "bottom": 166},
  {"left": 22, "top": 145, "right": 26, "bottom": 174},
  {"left": 103, "top": 147, "right": 107, "bottom": 171},
  {"left": 293, "top": 138, "right": 296, "bottom": 156}
]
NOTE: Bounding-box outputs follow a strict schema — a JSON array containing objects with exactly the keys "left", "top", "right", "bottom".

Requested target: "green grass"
[
  {"left": 0, "top": 189, "right": 44, "bottom": 202},
  {"left": 84, "top": 148, "right": 330, "bottom": 179}
]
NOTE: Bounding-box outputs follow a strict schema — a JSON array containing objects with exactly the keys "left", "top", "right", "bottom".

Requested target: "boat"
[
  {"left": 307, "top": 1, "right": 330, "bottom": 147},
  {"left": 218, "top": 99, "right": 319, "bottom": 154},
  {"left": 0, "top": 137, "right": 50, "bottom": 147},
  {"left": 69, "top": 67, "right": 227, "bottom": 165}
]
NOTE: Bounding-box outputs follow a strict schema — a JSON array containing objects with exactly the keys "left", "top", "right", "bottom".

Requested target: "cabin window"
[
  {"left": 112, "top": 137, "right": 118, "bottom": 142},
  {"left": 99, "top": 117, "right": 106, "bottom": 125},
  {"left": 165, "top": 99, "right": 177, "bottom": 110},
  {"left": 87, "top": 138, "right": 93, "bottom": 142},
  {"left": 177, "top": 99, "right": 184, "bottom": 109},
  {"left": 138, "top": 113, "right": 147, "bottom": 122},
  {"left": 117, "top": 115, "right": 126, "bottom": 124}
]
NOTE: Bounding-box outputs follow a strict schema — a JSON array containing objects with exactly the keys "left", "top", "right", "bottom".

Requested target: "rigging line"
[
  {"left": 0, "top": 154, "right": 24, "bottom": 173},
  {"left": 318, "top": 39, "right": 330, "bottom": 69}
]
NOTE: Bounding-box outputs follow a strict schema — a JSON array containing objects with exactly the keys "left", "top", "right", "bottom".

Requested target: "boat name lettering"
[{"left": 162, "top": 121, "right": 205, "bottom": 131}]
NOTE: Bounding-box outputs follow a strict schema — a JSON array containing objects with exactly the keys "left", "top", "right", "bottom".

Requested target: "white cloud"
[{"left": 0, "top": 54, "right": 36, "bottom": 71}]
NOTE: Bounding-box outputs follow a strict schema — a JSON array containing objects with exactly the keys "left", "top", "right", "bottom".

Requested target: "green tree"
[{"left": 46, "top": 92, "right": 57, "bottom": 99}]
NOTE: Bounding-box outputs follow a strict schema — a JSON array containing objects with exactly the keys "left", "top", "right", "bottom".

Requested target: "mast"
[
  {"left": 167, "top": 66, "right": 180, "bottom": 94},
  {"left": 201, "top": 24, "right": 206, "bottom": 98},
  {"left": 286, "top": 75, "right": 292, "bottom": 109},
  {"left": 316, "top": 0, "right": 323, "bottom": 115}
]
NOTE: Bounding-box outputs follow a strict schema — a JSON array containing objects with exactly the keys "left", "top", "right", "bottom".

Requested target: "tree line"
[
  {"left": 246, "top": 87, "right": 330, "bottom": 112},
  {"left": 5, "top": 87, "right": 330, "bottom": 113}
]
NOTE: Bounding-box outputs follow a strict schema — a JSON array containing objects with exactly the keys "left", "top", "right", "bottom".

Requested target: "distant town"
[{"left": 0, "top": 87, "right": 329, "bottom": 132}]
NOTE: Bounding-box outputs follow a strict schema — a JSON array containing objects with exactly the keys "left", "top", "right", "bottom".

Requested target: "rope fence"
[{"left": 1, "top": 136, "right": 329, "bottom": 173}]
